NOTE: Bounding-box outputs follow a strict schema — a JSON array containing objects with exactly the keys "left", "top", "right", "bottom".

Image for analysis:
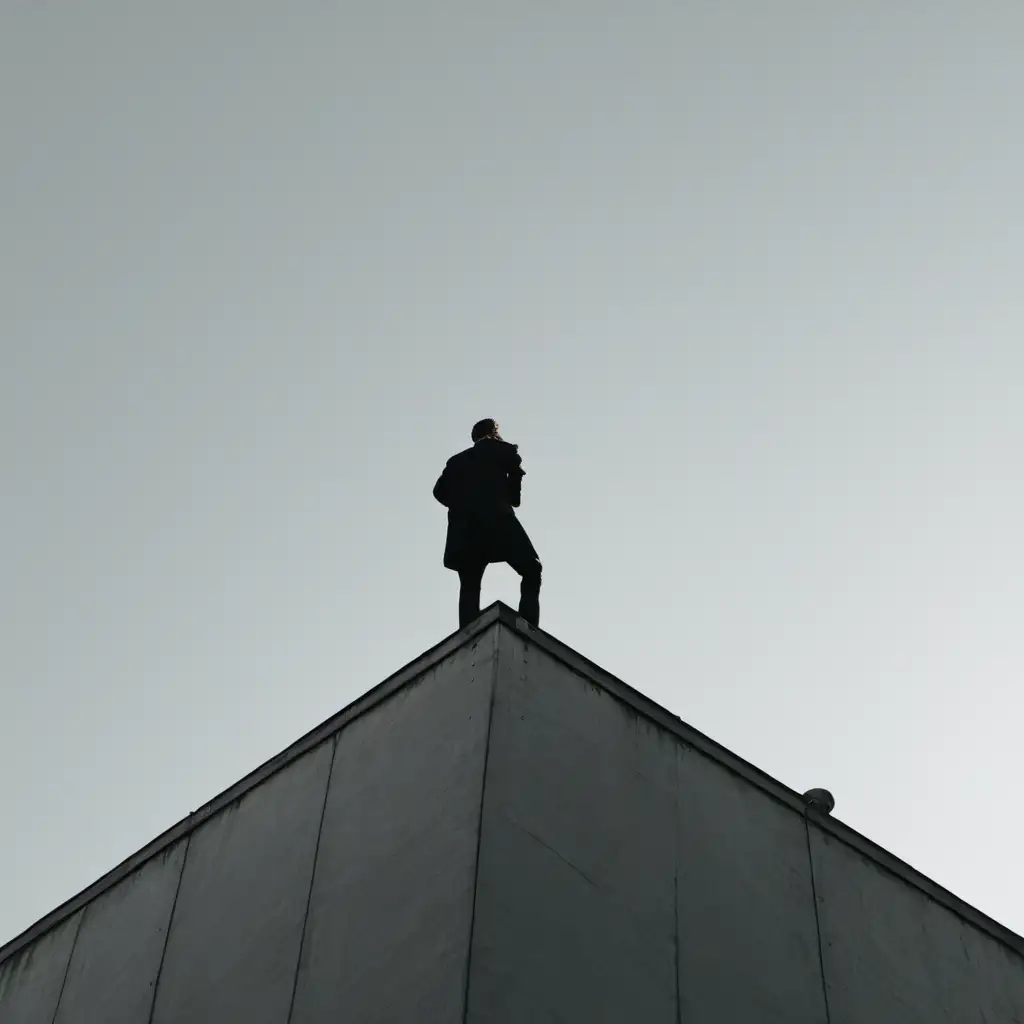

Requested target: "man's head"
[{"left": 471, "top": 418, "right": 501, "bottom": 442}]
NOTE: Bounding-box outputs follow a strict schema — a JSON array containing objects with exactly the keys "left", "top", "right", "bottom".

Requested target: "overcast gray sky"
[{"left": 3, "top": 2, "right": 1022, "bottom": 947}]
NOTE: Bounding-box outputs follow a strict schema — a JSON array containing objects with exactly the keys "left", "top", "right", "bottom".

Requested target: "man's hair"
[{"left": 471, "top": 418, "right": 498, "bottom": 442}]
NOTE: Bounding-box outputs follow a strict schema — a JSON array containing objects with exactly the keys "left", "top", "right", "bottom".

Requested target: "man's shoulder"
[
  {"left": 447, "top": 445, "right": 476, "bottom": 465},
  {"left": 447, "top": 439, "right": 521, "bottom": 468}
]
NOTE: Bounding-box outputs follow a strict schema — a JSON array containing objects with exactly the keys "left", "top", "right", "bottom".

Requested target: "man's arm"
[
  {"left": 433, "top": 467, "right": 451, "bottom": 507},
  {"left": 506, "top": 444, "right": 525, "bottom": 508}
]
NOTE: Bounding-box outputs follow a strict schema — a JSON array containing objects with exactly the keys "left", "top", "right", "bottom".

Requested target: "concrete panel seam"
[
  {"left": 285, "top": 734, "right": 340, "bottom": 1024},
  {"left": 144, "top": 834, "right": 192, "bottom": 1024},
  {"left": 804, "top": 817, "right": 832, "bottom": 1024},
  {"left": 461, "top": 623, "right": 501, "bottom": 1024},
  {"left": 0, "top": 607, "right": 506, "bottom": 968},
  {"left": 47, "top": 907, "right": 84, "bottom": 1024},
  {"left": 673, "top": 743, "right": 683, "bottom": 1024}
]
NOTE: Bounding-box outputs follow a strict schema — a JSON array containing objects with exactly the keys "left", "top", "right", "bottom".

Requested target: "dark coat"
[{"left": 432, "top": 438, "right": 539, "bottom": 570}]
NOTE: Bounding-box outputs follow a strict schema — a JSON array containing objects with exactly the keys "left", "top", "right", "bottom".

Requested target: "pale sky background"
[{"left": 2, "top": 3, "right": 1022, "bottom": 947}]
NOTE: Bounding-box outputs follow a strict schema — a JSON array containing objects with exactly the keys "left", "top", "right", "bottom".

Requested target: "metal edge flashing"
[
  {"left": 494, "top": 604, "right": 1024, "bottom": 960},
  {"left": 0, "top": 605, "right": 506, "bottom": 967}
]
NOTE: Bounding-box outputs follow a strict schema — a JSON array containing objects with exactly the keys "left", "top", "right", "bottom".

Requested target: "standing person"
[{"left": 433, "top": 419, "right": 542, "bottom": 628}]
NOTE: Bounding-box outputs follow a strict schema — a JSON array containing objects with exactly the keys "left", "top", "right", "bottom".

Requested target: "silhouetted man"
[{"left": 433, "top": 419, "right": 542, "bottom": 629}]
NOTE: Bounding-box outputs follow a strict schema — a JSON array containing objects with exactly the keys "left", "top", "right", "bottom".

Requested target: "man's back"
[{"left": 433, "top": 438, "right": 524, "bottom": 515}]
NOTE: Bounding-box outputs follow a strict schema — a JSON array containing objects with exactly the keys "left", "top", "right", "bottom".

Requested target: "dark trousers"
[{"left": 458, "top": 554, "right": 542, "bottom": 629}]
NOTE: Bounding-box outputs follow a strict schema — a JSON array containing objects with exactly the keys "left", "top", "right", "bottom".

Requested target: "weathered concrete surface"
[
  {"left": 0, "top": 910, "right": 80, "bottom": 1024},
  {"left": 676, "top": 748, "right": 827, "bottom": 1024},
  {"left": 468, "top": 629, "right": 678, "bottom": 1022},
  {"left": 54, "top": 841, "right": 186, "bottom": 1024},
  {"left": 150, "top": 741, "right": 333, "bottom": 1024},
  {"left": 960, "top": 918, "right": 1024, "bottom": 1023},
  {"left": 289, "top": 634, "right": 495, "bottom": 1024},
  {"left": 811, "top": 827, "right": 1024, "bottom": 1023}
]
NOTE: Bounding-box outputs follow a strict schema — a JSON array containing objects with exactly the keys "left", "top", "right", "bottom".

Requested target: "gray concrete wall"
[
  {"left": 2, "top": 626, "right": 495, "bottom": 1024},
  {"left": 811, "top": 827, "right": 1024, "bottom": 1023},
  {"left": 150, "top": 741, "right": 333, "bottom": 1024},
  {"left": 3, "top": 609, "right": 1023, "bottom": 1023},
  {"left": 0, "top": 911, "right": 81, "bottom": 1024},
  {"left": 289, "top": 636, "right": 494, "bottom": 1023},
  {"left": 54, "top": 842, "right": 185, "bottom": 1024},
  {"left": 468, "top": 628, "right": 679, "bottom": 1023},
  {"left": 467, "top": 620, "right": 1024, "bottom": 1023},
  {"left": 676, "top": 742, "right": 825, "bottom": 1024}
]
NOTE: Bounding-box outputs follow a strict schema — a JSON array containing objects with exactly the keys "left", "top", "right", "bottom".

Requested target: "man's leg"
[
  {"left": 507, "top": 552, "right": 542, "bottom": 627},
  {"left": 457, "top": 563, "right": 486, "bottom": 628}
]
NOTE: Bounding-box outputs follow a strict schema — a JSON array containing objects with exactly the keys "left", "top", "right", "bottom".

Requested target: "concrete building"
[{"left": 2, "top": 602, "right": 1022, "bottom": 1022}]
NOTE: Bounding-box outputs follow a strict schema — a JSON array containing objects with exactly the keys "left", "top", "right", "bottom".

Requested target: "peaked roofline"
[{"left": 3, "top": 602, "right": 1022, "bottom": 966}]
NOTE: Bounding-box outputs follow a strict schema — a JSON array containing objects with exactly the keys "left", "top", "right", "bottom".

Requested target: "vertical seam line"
[
  {"left": 805, "top": 817, "right": 833, "bottom": 1024},
  {"left": 145, "top": 832, "right": 193, "bottom": 1024},
  {"left": 285, "top": 735, "right": 340, "bottom": 1024},
  {"left": 48, "top": 901, "right": 85, "bottom": 1024},
  {"left": 462, "top": 626, "right": 501, "bottom": 1024},
  {"left": 674, "top": 743, "right": 683, "bottom": 1024}
]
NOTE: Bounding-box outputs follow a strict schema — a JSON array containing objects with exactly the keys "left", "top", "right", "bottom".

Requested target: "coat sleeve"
[
  {"left": 506, "top": 444, "right": 525, "bottom": 508},
  {"left": 433, "top": 467, "right": 451, "bottom": 506}
]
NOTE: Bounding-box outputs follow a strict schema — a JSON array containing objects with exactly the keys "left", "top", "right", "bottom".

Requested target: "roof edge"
[{"left": 5, "top": 602, "right": 1022, "bottom": 967}]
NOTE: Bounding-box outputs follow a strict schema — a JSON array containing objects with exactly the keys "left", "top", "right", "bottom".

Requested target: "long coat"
[{"left": 432, "top": 438, "right": 539, "bottom": 570}]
